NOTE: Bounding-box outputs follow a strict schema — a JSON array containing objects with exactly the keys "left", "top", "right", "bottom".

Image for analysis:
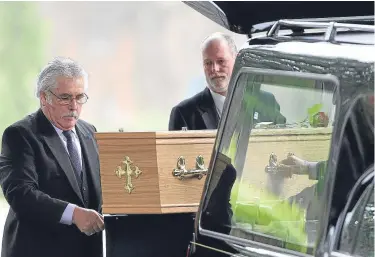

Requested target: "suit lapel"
[
  {"left": 37, "top": 110, "right": 84, "bottom": 205},
  {"left": 75, "top": 122, "right": 101, "bottom": 207},
  {"left": 198, "top": 88, "right": 219, "bottom": 129}
]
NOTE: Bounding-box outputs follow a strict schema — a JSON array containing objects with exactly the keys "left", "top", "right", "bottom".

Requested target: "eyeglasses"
[{"left": 48, "top": 90, "right": 89, "bottom": 105}]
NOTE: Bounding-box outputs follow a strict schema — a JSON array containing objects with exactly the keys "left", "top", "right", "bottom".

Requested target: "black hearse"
[{"left": 184, "top": 2, "right": 374, "bottom": 257}]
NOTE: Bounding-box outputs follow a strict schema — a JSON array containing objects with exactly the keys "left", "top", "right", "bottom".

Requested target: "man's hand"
[
  {"left": 72, "top": 206, "right": 104, "bottom": 236},
  {"left": 280, "top": 153, "right": 309, "bottom": 175},
  {"left": 265, "top": 153, "right": 294, "bottom": 178}
]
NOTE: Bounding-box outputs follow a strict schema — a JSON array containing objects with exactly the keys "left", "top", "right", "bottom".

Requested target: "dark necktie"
[{"left": 63, "top": 130, "right": 82, "bottom": 178}]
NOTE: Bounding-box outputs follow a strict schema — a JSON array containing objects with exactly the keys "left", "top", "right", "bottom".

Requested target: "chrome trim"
[
  {"left": 278, "top": 19, "right": 375, "bottom": 31},
  {"left": 330, "top": 251, "right": 354, "bottom": 257},
  {"left": 324, "top": 22, "right": 336, "bottom": 41},
  {"left": 288, "top": 15, "right": 374, "bottom": 23},
  {"left": 200, "top": 229, "right": 309, "bottom": 257},
  {"left": 267, "top": 21, "right": 280, "bottom": 37},
  {"left": 190, "top": 242, "right": 234, "bottom": 256},
  {"left": 268, "top": 19, "right": 375, "bottom": 42}
]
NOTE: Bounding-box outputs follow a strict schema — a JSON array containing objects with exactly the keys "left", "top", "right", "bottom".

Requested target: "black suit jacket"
[
  {"left": 168, "top": 88, "right": 286, "bottom": 131},
  {"left": 169, "top": 87, "right": 219, "bottom": 131},
  {"left": 0, "top": 109, "right": 103, "bottom": 257}
]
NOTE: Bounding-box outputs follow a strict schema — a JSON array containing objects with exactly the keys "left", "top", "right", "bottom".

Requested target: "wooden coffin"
[
  {"left": 95, "top": 130, "right": 217, "bottom": 214},
  {"left": 96, "top": 127, "right": 332, "bottom": 215},
  {"left": 242, "top": 127, "right": 332, "bottom": 198},
  {"left": 206, "top": 127, "right": 333, "bottom": 206}
]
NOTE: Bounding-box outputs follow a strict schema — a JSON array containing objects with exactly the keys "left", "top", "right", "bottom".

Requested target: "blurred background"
[
  {"left": 0, "top": 1, "right": 246, "bottom": 251},
  {"left": 0, "top": 1, "right": 246, "bottom": 135}
]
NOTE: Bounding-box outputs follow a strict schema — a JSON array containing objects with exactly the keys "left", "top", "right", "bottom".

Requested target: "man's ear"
[{"left": 40, "top": 91, "right": 48, "bottom": 106}]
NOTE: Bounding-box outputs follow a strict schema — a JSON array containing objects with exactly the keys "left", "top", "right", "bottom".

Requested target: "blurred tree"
[{"left": 0, "top": 2, "right": 47, "bottom": 146}]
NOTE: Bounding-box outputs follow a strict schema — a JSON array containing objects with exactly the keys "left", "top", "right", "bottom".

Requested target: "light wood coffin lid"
[{"left": 95, "top": 130, "right": 217, "bottom": 214}]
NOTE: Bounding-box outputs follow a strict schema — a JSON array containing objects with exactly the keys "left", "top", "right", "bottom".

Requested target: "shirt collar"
[
  {"left": 209, "top": 88, "right": 226, "bottom": 115},
  {"left": 51, "top": 122, "right": 77, "bottom": 137}
]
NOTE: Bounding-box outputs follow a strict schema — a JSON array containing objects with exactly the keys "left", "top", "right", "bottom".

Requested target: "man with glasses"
[{"left": 0, "top": 57, "right": 104, "bottom": 257}]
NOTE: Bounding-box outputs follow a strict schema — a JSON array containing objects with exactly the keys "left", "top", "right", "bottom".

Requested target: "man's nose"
[
  {"left": 210, "top": 62, "right": 220, "bottom": 73},
  {"left": 69, "top": 99, "right": 78, "bottom": 109}
]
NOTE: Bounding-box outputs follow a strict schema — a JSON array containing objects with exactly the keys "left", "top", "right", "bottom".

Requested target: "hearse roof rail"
[{"left": 267, "top": 17, "right": 375, "bottom": 42}]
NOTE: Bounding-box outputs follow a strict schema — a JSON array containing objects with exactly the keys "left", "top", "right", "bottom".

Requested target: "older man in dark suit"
[
  {"left": 169, "top": 32, "right": 285, "bottom": 131},
  {"left": 0, "top": 57, "right": 104, "bottom": 257}
]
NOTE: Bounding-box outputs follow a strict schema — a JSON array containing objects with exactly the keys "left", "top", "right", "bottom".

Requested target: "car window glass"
[
  {"left": 339, "top": 183, "right": 374, "bottom": 257},
  {"left": 201, "top": 71, "right": 337, "bottom": 255}
]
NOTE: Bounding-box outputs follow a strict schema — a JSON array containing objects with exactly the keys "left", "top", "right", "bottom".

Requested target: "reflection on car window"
[
  {"left": 339, "top": 183, "right": 374, "bottom": 257},
  {"left": 354, "top": 191, "right": 375, "bottom": 257},
  {"left": 201, "top": 71, "right": 337, "bottom": 255}
]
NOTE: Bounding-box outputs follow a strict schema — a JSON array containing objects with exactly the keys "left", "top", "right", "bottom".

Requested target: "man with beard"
[
  {"left": 169, "top": 32, "right": 235, "bottom": 131},
  {"left": 168, "top": 32, "right": 285, "bottom": 131},
  {"left": 0, "top": 57, "right": 104, "bottom": 257}
]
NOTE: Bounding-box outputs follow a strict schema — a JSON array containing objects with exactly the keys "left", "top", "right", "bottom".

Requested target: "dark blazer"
[
  {"left": 168, "top": 87, "right": 286, "bottom": 131},
  {"left": 0, "top": 109, "right": 103, "bottom": 257},
  {"left": 169, "top": 87, "right": 219, "bottom": 131}
]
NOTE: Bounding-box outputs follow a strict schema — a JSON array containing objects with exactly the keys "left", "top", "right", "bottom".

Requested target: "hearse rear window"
[{"left": 202, "top": 69, "right": 339, "bottom": 255}]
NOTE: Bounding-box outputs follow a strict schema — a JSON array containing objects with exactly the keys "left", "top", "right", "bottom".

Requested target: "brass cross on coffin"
[{"left": 115, "top": 156, "right": 142, "bottom": 194}]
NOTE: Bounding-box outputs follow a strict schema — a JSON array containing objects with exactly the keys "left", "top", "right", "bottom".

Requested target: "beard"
[{"left": 206, "top": 76, "right": 229, "bottom": 94}]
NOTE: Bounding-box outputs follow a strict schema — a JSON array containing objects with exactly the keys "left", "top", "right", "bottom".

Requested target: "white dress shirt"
[{"left": 209, "top": 89, "right": 226, "bottom": 118}]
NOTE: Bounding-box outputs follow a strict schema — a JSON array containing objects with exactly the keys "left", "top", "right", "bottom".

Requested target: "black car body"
[{"left": 185, "top": 2, "right": 374, "bottom": 257}]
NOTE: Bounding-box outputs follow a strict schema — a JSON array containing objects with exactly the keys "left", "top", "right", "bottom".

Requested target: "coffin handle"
[{"left": 172, "top": 155, "right": 208, "bottom": 180}]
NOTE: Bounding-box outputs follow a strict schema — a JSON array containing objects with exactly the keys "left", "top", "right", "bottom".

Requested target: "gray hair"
[
  {"left": 36, "top": 56, "right": 88, "bottom": 98},
  {"left": 201, "top": 32, "right": 238, "bottom": 56}
]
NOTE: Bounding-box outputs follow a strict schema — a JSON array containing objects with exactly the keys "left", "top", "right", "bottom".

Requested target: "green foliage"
[{"left": 0, "top": 2, "right": 47, "bottom": 143}]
